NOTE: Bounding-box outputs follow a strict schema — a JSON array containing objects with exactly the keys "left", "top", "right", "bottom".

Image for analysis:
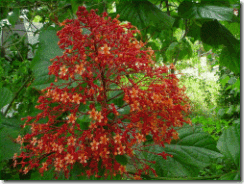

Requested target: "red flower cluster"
[{"left": 13, "top": 6, "right": 191, "bottom": 179}]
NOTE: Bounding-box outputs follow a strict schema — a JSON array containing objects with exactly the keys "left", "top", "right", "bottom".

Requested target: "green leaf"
[
  {"left": 219, "top": 46, "right": 240, "bottom": 74},
  {"left": 33, "top": 15, "right": 42, "bottom": 23},
  {"left": 78, "top": 103, "right": 89, "bottom": 112},
  {"left": 0, "top": 114, "right": 22, "bottom": 128},
  {"left": 69, "top": 162, "right": 88, "bottom": 180},
  {"left": 187, "top": 22, "right": 201, "bottom": 42},
  {"left": 165, "top": 42, "right": 179, "bottom": 61},
  {"left": 0, "top": 7, "right": 9, "bottom": 20},
  {"left": 0, "top": 126, "right": 21, "bottom": 162},
  {"left": 219, "top": 170, "right": 240, "bottom": 180},
  {"left": 172, "top": 17, "right": 183, "bottom": 29},
  {"left": 200, "top": 20, "right": 240, "bottom": 50},
  {"left": 108, "top": 90, "right": 124, "bottom": 107},
  {"left": 228, "top": 77, "right": 237, "bottom": 85},
  {"left": 140, "top": 124, "right": 223, "bottom": 177},
  {"left": 31, "top": 168, "right": 55, "bottom": 180},
  {"left": 178, "top": 1, "right": 234, "bottom": 21},
  {"left": 7, "top": 8, "right": 20, "bottom": 26},
  {"left": 118, "top": 105, "right": 130, "bottom": 115},
  {"left": 115, "top": 155, "right": 128, "bottom": 166},
  {"left": 200, "top": 0, "right": 231, "bottom": 7},
  {"left": 218, "top": 108, "right": 225, "bottom": 117},
  {"left": 85, "top": 0, "right": 107, "bottom": 15},
  {"left": 220, "top": 21, "right": 240, "bottom": 40},
  {"left": 145, "top": 135, "right": 153, "bottom": 144},
  {"left": 147, "top": 41, "right": 159, "bottom": 51},
  {"left": 30, "top": 27, "right": 63, "bottom": 90},
  {"left": 201, "top": 20, "right": 240, "bottom": 75},
  {"left": 217, "top": 124, "right": 240, "bottom": 168},
  {"left": 220, "top": 75, "right": 230, "bottom": 86},
  {"left": 77, "top": 115, "right": 90, "bottom": 130},
  {"left": 178, "top": 38, "right": 192, "bottom": 60},
  {"left": 147, "top": 40, "right": 162, "bottom": 61},
  {"left": 226, "top": 105, "right": 234, "bottom": 115},
  {"left": 0, "top": 87, "right": 13, "bottom": 110},
  {"left": 71, "top": 0, "right": 85, "bottom": 14},
  {"left": 116, "top": 0, "right": 174, "bottom": 33},
  {"left": 202, "top": 42, "right": 213, "bottom": 52},
  {"left": 165, "top": 38, "right": 192, "bottom": 62}
]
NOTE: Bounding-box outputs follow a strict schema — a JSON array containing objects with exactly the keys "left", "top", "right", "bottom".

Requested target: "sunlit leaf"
[{"left": 178, "top": 1, "right": 234, "bottom": 21}]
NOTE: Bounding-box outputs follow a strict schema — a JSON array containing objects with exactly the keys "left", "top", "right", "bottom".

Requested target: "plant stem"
[{"left": 3, "top": 76, "right": 31, "bottom": 117}]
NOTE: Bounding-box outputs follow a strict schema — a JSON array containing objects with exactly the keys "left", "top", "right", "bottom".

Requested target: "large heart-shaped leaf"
[
  {"left": 178, "top": 1, "right": 234, "bottom": 21},
  {"left": 116, "top": 0, "right": 174, "bottom": 33},
  {"left": 217, "top": 124, "right": 240, "bottom": 168},
  {"left": 30, "top": 27, "right": 63, "bottom": 90},
  {"left": 136, "top": 124, "right": 223, "bottom": 177}
]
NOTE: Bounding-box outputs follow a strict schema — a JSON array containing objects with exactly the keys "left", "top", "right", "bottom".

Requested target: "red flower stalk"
[{"left": 13, "top": 6, "right": 191, "bottom": 179}]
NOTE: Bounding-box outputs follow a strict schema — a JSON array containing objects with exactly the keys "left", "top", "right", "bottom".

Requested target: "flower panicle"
[{"left": 14, "top": 6, "right": 191, "bottom": 180}]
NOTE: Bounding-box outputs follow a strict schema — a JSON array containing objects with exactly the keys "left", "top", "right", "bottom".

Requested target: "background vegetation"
[{"left": 0, "top": 0, "right": 240, "bottom": 180}]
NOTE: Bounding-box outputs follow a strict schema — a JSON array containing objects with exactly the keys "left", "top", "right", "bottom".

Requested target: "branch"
[
  {"left": 165, "top": 0, "right": 170, "bottom": 16},
  {"left": 182, "top": 19, "right": 189, "bottom": 39},
  {"left": 159, "top": 1, "right": 163, "bottom": 9},
  {"left": 3, "top": 76, "right": 31, "bottom": 117}
]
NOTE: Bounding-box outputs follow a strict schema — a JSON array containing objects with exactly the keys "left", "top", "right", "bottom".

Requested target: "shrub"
[{"left": 13, "top": 6, "right": 191, "bottom": 179}]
